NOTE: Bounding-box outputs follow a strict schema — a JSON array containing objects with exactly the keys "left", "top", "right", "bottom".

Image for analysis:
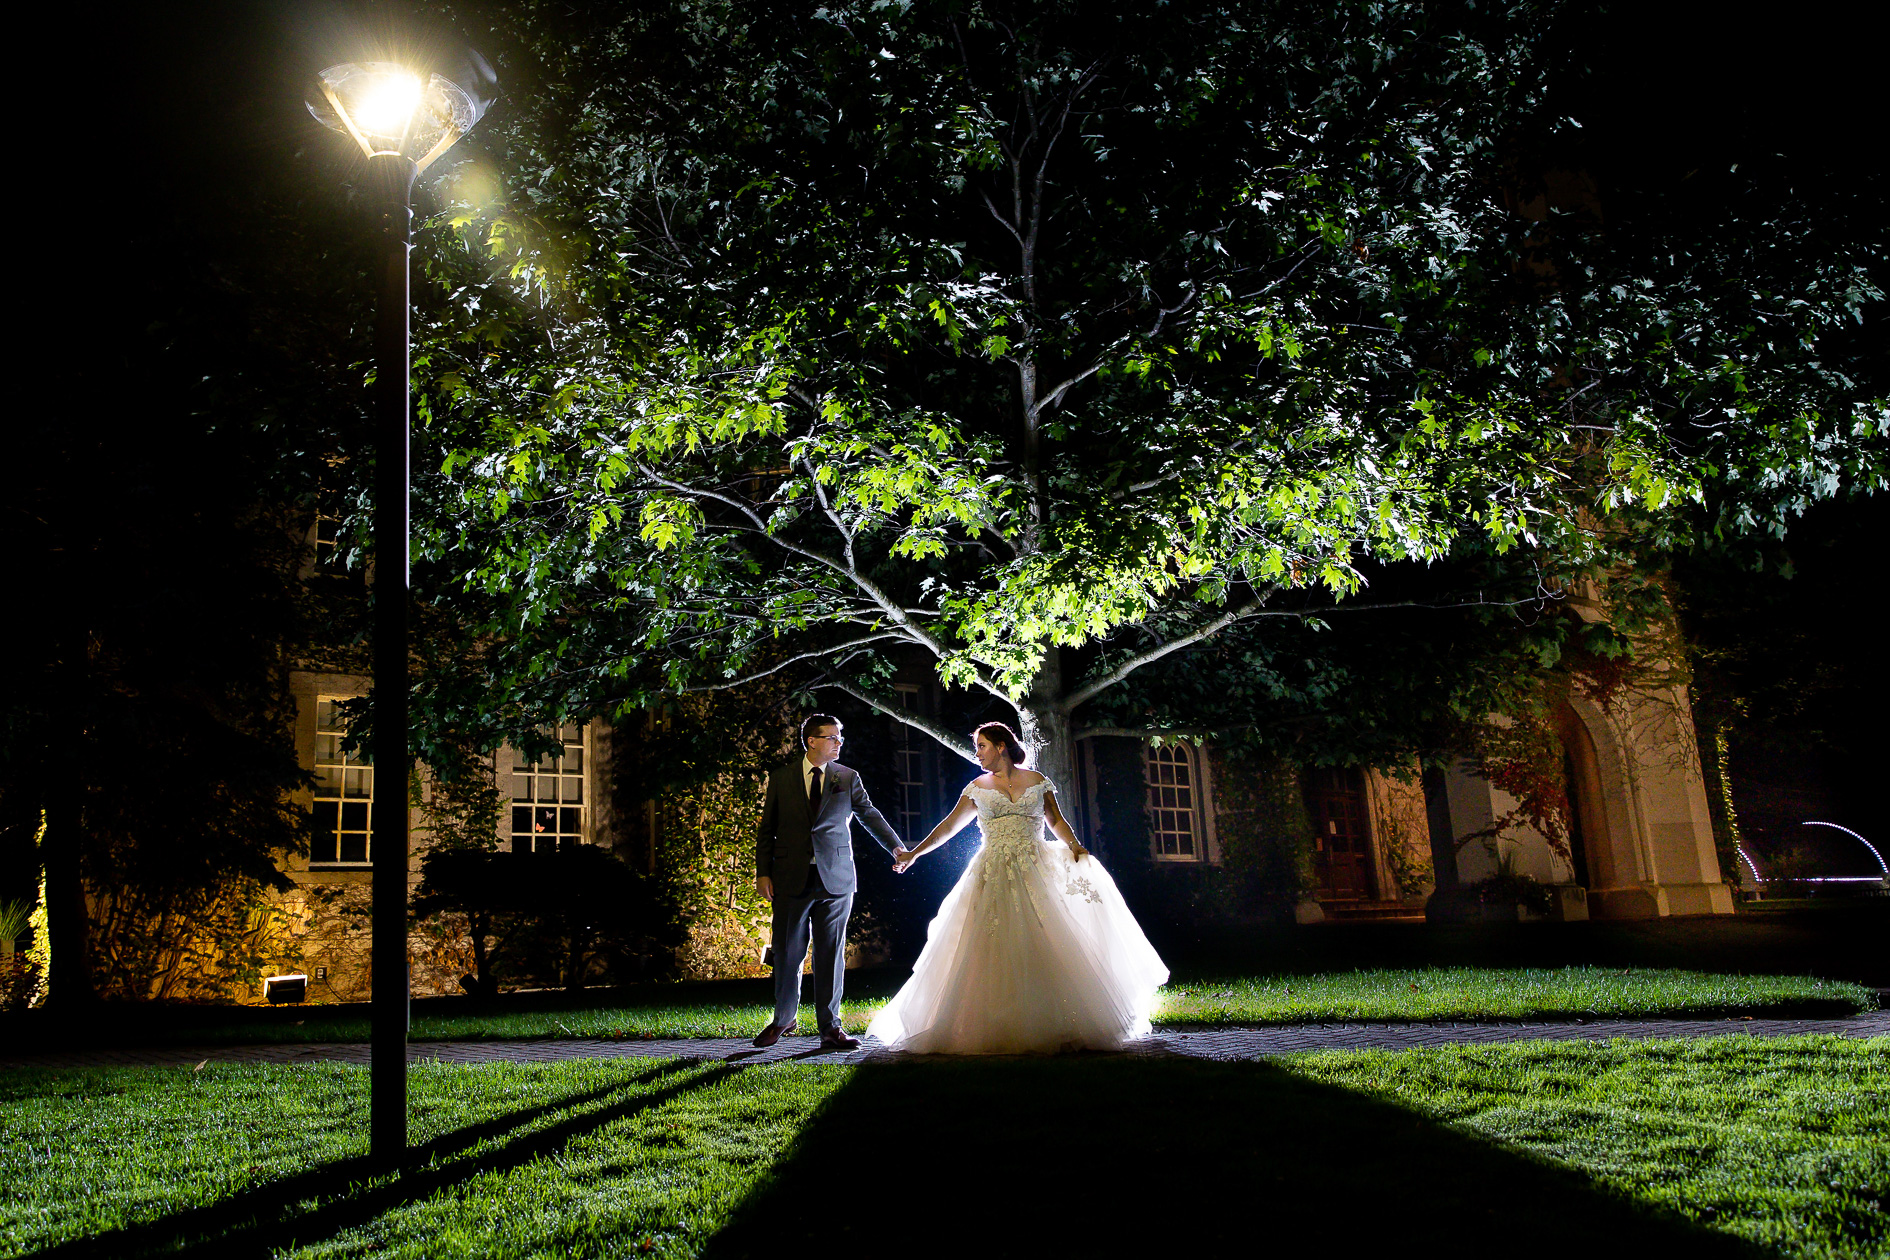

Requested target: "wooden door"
[{"left": 1307, "top": 767, "right": 1377, "bottom": 900}]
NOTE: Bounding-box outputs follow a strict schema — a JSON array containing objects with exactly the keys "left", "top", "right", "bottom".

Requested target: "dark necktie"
[{"left": 808, "top": 766, "right": 822, "bottom": 814}]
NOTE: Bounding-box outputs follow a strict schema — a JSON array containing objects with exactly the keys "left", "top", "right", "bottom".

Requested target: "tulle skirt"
[{"left": 868, "top": 838, "right": 1169, "bottom": 1055}]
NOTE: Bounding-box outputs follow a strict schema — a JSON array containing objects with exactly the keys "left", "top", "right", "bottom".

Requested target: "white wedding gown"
[{"left": 867, "top": 780, "right": 1169, "bottom": 1054}]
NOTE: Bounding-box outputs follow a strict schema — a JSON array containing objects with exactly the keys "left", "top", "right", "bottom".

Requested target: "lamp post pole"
[
  {"left": 307, "top": 51, "right": 493, "bottom": 1170},
  {"left": 369, "top": 150, "right": 418, "bottom": 1168}
]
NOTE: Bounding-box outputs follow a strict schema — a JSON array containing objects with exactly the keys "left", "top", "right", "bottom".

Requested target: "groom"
[{"left": 753, "top": 713, "right": 903, "bottom": 1050}]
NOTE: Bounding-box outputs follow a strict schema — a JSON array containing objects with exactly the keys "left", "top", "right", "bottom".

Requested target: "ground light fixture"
[{"left": 305, "top": 48, "right": 495, "bottom": 1170}]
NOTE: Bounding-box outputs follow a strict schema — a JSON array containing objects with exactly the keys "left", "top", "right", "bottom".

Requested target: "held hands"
[
  {"left": 1067, "top": 841, "right": 1090, "bottom": 862},
  {"left": 892, "top": 846, "right": 916, "bottom": 874}
]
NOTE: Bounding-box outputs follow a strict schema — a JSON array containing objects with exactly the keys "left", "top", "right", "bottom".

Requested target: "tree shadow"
[
  {"left": 42, "top": 1059, "right": 730, "bottom": 1259},
  {"left": 705, "top": 1056, "right": 1767, "bottom": 1258}
]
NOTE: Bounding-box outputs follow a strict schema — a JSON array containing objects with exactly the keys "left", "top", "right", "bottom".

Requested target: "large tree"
[{"left": 404, "top": 0, "right": 1884, "bottom": 785}]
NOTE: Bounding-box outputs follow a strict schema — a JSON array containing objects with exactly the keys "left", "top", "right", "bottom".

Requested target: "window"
[
  {"left": 310, "top": 489, "right": 349, "bottom": 575},
  {"left": 312, "top": 697, "right": 372, "bottom": 865},
  {"left": 511, "top": 724, "right": 586, "bottom": 853},
  {"left": 892, "top": 684, "right": 928, "bottom": 845},
  {"left": 1145, "top": 742, "right": 1202, "bottom": 860}
]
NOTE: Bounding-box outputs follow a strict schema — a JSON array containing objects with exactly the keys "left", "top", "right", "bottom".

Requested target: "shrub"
[{"left": 413, "top": 847, "right": 681, "bottom": 992}]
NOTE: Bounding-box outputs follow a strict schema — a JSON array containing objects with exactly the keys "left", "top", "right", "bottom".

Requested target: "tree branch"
[
  {"left": 980, "top": 187, "right": 1026, "bottom": 248},
  {"left": 818, "top": 679, "right": 981, "bottom": 764},
  {"left": 638, "top": 463, "right": 960, "bottom": 666},
  {"left": 671, "top": 634, "right": 908, "bottom": 693},
  {"left": 1064, "top": 592, "right": 1556, "bottom": 715},
  {"left": 1031, "top": 359, "right": 1105, "bottom": 419},
  {"left": 1059, "top": 594, "right": 1271, "bottom": 713},
  {"left": 1111, "top": 468, "right": 1185, "bottom": 500},
  {"left": 1072, "top": 726, "right": 1231, "bottom": 741}
]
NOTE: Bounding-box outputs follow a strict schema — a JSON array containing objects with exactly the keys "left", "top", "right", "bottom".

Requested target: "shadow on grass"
[
  {"left": 40, "top": 1059, "right": 732, "bottom": 1260},
  {"left": 706, "top": 1057, "right": 1764, "bottom": 1259},
  {"left": 1158, "top": 901, "right": 1890, "bottom": 988}
]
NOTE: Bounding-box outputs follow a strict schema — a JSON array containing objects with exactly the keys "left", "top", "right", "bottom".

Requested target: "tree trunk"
[
  {"left": 469, "top": 910, "right": 491, "bottom": 995},
  {"left": 565, "top": 924, "right": 590, "bottom": 991},
  {"left": 1017, "top": 648, "right": 1077, "bottom": 802},
  {"left": 43, "top": 623, "right": 95, "bottom": 1010}
]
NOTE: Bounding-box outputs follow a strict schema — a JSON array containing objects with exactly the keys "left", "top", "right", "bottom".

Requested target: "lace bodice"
[
  {"left": 964, "top": 780, "right": 1052, "bottom": 874},
  {"left": 964, "top": 779, "right": 1052, "bottom": 830}
]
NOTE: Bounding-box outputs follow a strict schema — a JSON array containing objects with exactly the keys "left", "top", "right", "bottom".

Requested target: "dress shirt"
[{"left": 801, "top": 756, "right": 825, "bottom": 868}]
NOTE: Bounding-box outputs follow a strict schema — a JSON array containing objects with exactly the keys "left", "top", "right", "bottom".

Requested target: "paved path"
[{"left": 7, "top": 1010, "right": 1886, "bottom": 1071}]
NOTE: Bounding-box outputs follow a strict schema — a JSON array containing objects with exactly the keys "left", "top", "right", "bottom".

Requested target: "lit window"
[
  {"left": 511, "top": 724, "right": 586, "bottom": 854},
  {"left": 312, "top": 697, "right": 372, "bottom": 865},
  {"left": 1145, "top": 742, "right": 1203, "bottom": 860}
]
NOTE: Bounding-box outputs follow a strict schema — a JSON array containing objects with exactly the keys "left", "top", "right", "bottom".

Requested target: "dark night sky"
[
  {"left": 100, "top": 1, "right": 1884, "bottom": 224},
  {"left": 65, "top": 1, "right": 1887, "bottom": 846}
]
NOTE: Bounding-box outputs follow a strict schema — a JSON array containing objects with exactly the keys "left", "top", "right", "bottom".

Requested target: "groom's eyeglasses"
[{"left": 811, "top": 734, "right": 845, "bottom": 745}]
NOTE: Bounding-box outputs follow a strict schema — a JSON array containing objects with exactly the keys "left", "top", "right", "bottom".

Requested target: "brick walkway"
[{"left": 6, "top": 1010, "right": 1885, "bottom": 1071}]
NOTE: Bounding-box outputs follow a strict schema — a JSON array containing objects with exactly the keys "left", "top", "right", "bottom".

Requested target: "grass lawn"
[
  {"left": 29, "top": 966, "right": 1872, "bottom": 1048},
  {"left": 4, "top": 1037, "right": 1883, "bottom": 1258}
]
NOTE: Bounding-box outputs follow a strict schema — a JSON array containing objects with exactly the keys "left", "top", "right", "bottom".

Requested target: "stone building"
[{"left": 244, "top": 522, "right": 1735, "bottom": 1005}]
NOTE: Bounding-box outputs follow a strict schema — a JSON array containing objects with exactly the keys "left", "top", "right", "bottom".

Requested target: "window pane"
[
  {"left": 560, "top": 807, "right": 581, "bottom": 835},
  {"left": 314, "top": 765, "right": 343, "bottom": 797},
  {"left": 341, "top": 801, "right": 369, "bottom": 831},
  {"left": 339, "top": 833, "right": 368, "bottom": 863},
  {"left": 514, "top": 748, "right": 534, "bottom": 771},
  {"left": 534, "top": 806, "right": 558, "bottom": 835},
  {"left": 565, "top": 746, "right": 583, "bottom": 773},
  {"left": 562, "top": 776, "right": 583, "bottom": 804},
  {"left": 511, "top": 835, "right": 532, "bottom": 855},
  {"left": 313, "top": 800, "right": 339, "bottom": 831},
  {"left": 512, "top": 805, "right": 532, "bottom": 835},
  {"left": 511, "top": 773, "right": 532, "bottom": 800},
  {"left": 1145, "top": 742, "right": 1203, "bottom": 861},
  {"left": 345, "top": 768, "right": 372, "bottom": 799},
  {"left": 317, "top": 699, "right": 340, "bottom": 732},
  {"left": 315, "top": 733, "right": 341, "bottom": 765},
  {"left": 562, "top": 724, "right": 583, "bottom": 744}
]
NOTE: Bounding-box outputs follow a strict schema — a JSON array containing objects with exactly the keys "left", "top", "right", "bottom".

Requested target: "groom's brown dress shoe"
[
  {"left": 819, "top": 1028, "right": 861, "bottom": 1051},
  {"left": 753, "top": 1023, "right": 795, "bottom": 1048}
]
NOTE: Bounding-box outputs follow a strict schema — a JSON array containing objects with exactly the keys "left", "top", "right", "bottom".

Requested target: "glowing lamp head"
[
  {"left": 351, "top": 69, "right": 424, "bottom": 137},
  {"left": 308, "top": 54, "right": 495, "bottom": 172}
]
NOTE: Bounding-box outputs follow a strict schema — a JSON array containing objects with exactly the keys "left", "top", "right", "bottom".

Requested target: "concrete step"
[{"left": 1319, "top": 900, "right": 1427, "bottom": 922}]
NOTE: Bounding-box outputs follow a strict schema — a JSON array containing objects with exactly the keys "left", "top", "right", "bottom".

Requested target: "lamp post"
[{"left": 308, "top": 55, "right": 493, "bottom": 1168}]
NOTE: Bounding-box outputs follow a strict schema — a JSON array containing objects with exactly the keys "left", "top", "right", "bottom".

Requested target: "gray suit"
[{"left": 755, "top": 759, "right": 901, "bottom": 1032}]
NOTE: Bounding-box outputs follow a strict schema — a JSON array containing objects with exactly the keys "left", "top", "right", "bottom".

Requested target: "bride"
[{"left": 868, "top": 721, "right": 1168, "bottom": 1054}]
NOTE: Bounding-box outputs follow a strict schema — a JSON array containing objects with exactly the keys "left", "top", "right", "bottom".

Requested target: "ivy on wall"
[
  {"left": 1210, "top": 750, "right": 1317, "bottom": 914},
  {"left": 616, "top": 680, "right": 799, "bottom": 979},
  {"left": 1366, "top": 771, "right": 1436, "bottom": 901}
]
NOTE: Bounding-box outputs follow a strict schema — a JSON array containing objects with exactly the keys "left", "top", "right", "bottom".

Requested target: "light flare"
[{"left": 353, "top": 71, "right": 423, "bottom": 137}]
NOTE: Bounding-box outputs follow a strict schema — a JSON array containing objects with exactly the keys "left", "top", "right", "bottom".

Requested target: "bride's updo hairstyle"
[{"left": 972, "top": 721, "right": 1029, "bottom": 767}]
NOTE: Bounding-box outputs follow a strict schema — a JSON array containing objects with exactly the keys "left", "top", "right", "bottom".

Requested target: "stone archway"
[{"left": 1561, "top": 687, "right": 1733, "bottom": 918}]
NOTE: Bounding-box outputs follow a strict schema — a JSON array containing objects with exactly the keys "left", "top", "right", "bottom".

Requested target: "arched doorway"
[{"left": 1554, "top": 701, "right": 1612, "bottom": 890}]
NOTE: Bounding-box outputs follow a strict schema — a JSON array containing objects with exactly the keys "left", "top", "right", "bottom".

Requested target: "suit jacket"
[{"left": 755, "top": 760, "right": 902, "bottom": 898}]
